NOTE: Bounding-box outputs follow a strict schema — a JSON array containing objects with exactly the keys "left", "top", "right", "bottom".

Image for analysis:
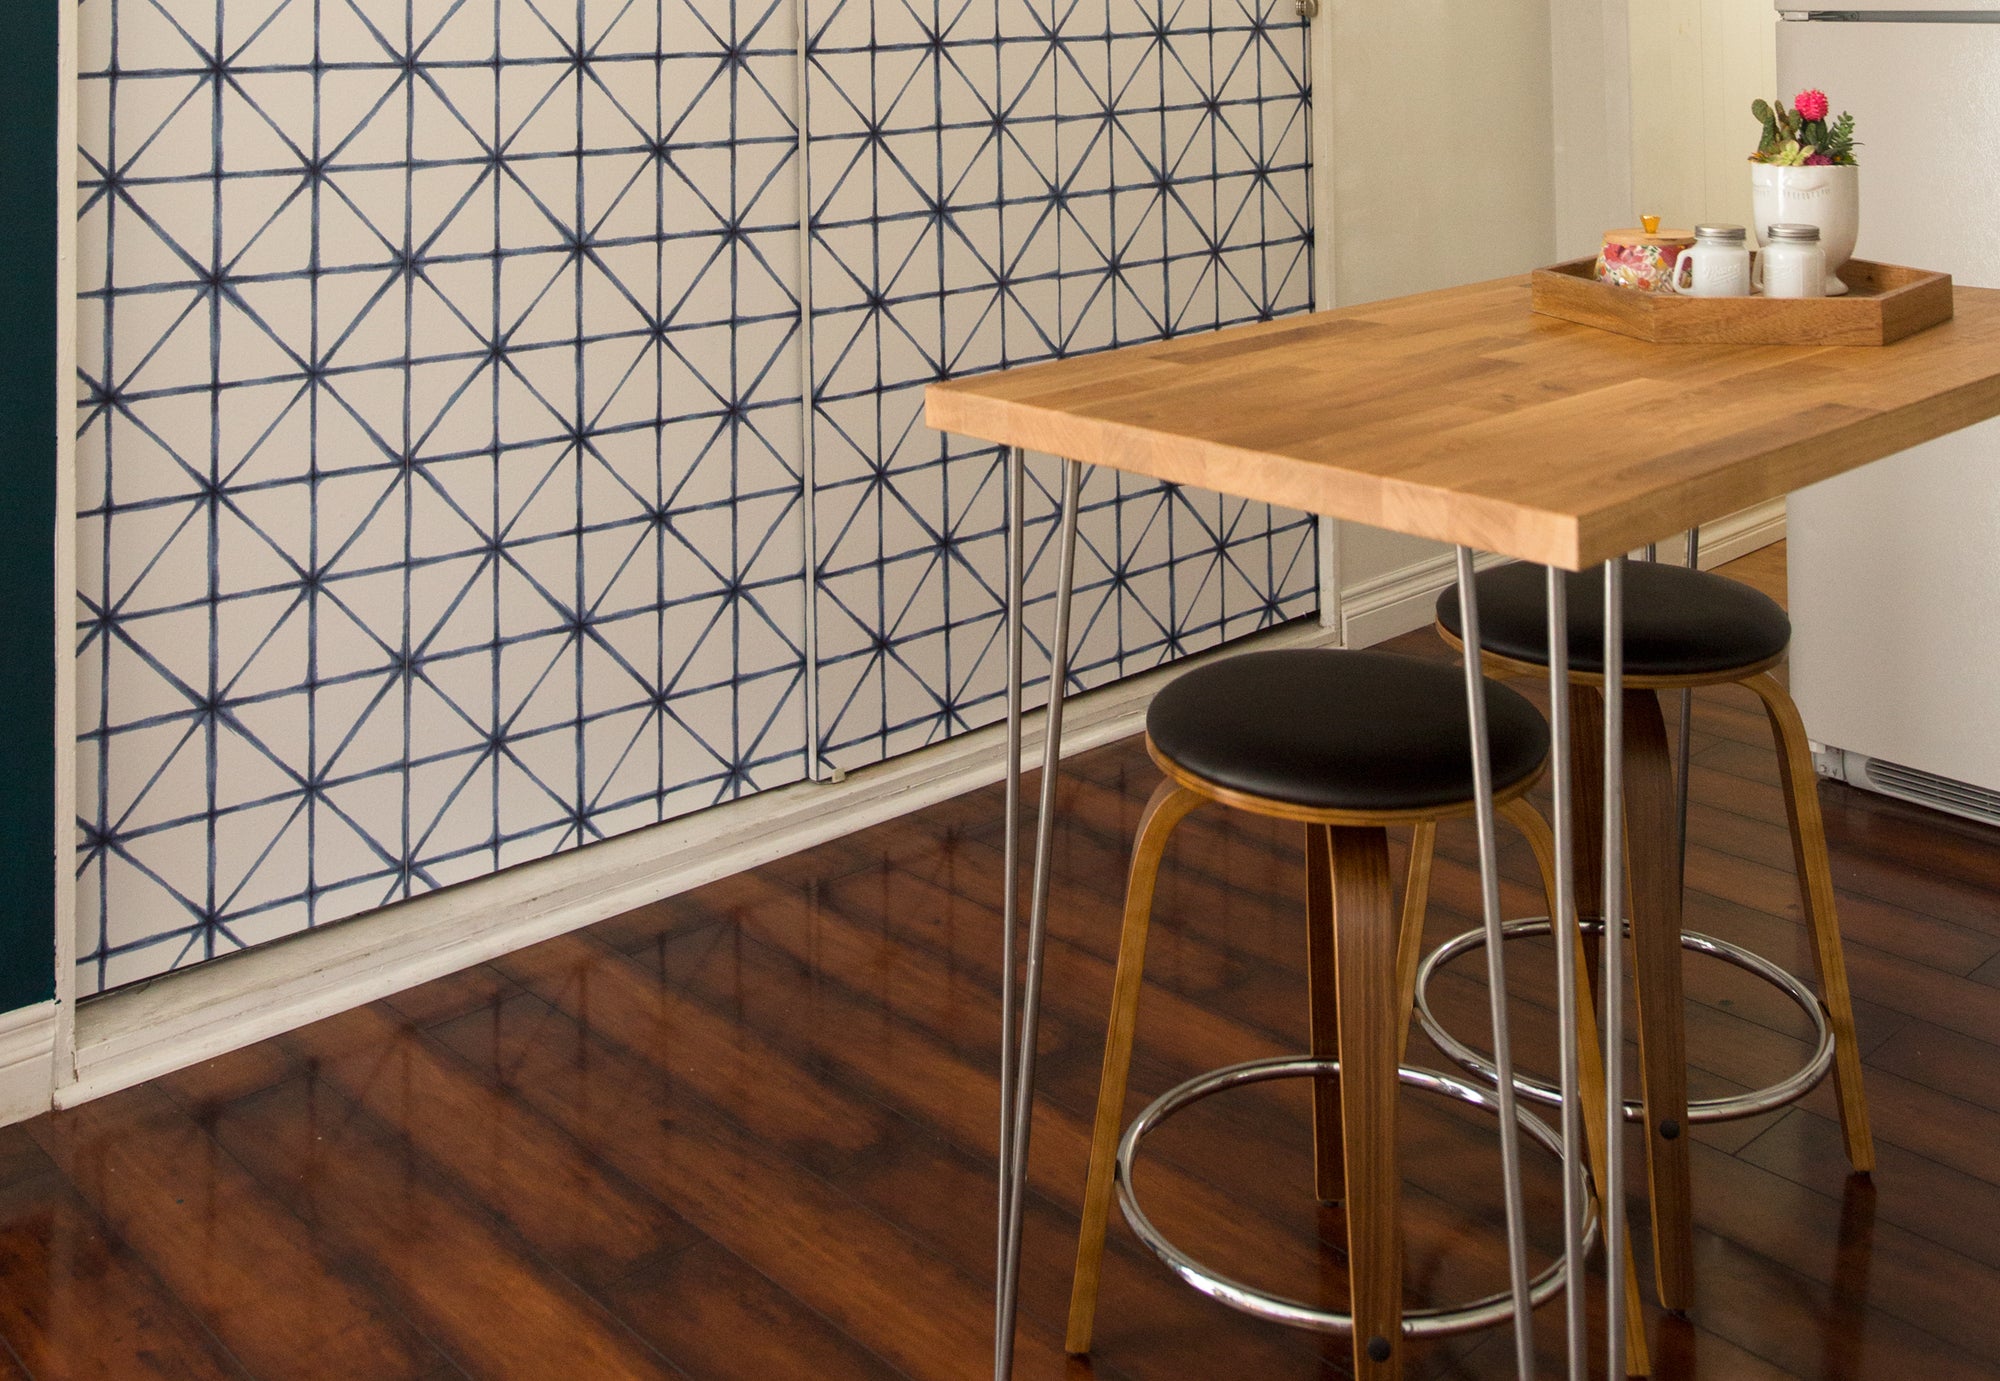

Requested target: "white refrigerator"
[{"left": 1778, "top": 3, "right": 2000, "bottom": 825}]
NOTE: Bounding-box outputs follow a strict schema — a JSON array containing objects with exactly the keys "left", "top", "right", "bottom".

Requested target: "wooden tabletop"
[{"left": 924, "top": 275, "right": 2000, "bottom": 570}]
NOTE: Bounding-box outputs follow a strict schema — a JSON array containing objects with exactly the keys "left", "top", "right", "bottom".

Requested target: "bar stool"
[
  {"left": 1429, "top": 561, "right": 1875, "bottom": 1312},
  {"left": 1063, "top": 648, "right": 1648, "bottom": 1378}
]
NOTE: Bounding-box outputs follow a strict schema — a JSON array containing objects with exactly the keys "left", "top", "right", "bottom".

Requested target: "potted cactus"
[{"left": 1749, "top": 90, "right": 1860, "bottom": 295}]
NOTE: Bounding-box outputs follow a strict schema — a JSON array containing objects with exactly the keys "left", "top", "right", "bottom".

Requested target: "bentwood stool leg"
[
  {"left": 1568, "top": 687, "right": 1608, "bottom": 1006},
  {"left": 1501, "top": 797, "right": 1653, "bottom": 1376},
  {"left": 1065, "top": 780, "right": 1204, "bottom": 1354},
  {"left": 1327, "top": 825, "right": 1405, "bottom": 1380},
  {"left": 1744, "top": 672, "right": 1876, "bottom": 1172},
  {"left": 1395, "top": 808, "right": 1632, "bottom": 1369},
  {"left": 1394, "top": 821, "right": 1438, "bottom": 1066},
  {"left": 1307, "top": 824, "right": 1347, "bottom": 1203},
  {"left": 1621, "top": 691, "right": 1697, "bottom": 1311},
  {"left": 1388, "top": 799, "right": 1652, "bottom": 1372},
  {"left": 1560, "top": 685, "right": 1698, "bottom": 1311}
]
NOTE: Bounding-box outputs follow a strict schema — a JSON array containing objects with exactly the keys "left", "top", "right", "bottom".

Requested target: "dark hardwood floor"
[{"left": 6, "top": 542, "right": 2000, "bottom": 1379}]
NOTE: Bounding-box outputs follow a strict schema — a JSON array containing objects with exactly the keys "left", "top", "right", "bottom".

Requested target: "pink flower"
[
  {"left": 1795, "top": 89, "right": 1830, "bottom": 121},
  {"left": 1805, "top": 153, "right": 1834, "bottom": 166}
]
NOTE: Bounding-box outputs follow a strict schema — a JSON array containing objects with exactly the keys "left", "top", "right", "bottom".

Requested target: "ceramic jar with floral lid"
[{"left": 1595, "top": 220, "right": 1696, "bottom": 293}]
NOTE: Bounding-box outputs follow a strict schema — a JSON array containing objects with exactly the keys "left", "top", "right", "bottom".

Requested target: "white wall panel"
[{"left": 1628, "top": 0, "right": 1775, "bottom": 233}]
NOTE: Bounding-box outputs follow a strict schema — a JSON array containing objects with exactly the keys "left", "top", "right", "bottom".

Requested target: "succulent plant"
[
  {"left": 1751, "top": 91, "right": 1859, "bottom": 166},
  {"left": 1751, "top": 98, "right": 1780, "bottom": 155}
]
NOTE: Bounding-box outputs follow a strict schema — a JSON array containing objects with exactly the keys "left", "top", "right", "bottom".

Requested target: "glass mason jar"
[
  {"left": 1755, "top": 223, "right": 1826, "bottom": 300},
  {"left": 1669, "top": 224, "right": 1753, "bottom": 298}
]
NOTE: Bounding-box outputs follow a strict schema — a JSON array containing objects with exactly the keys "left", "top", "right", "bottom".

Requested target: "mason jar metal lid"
[
  {"left": 1766, "top": 222, "right": 1821, "bottom": 242},
  {"left": 1694, "top": 224, "right": 1747, "bottom": 241}
]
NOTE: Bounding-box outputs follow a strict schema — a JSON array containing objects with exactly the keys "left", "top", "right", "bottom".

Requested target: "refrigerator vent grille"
[{"left": 1858, "top": 756, "right": 2000, "bottom": 828}]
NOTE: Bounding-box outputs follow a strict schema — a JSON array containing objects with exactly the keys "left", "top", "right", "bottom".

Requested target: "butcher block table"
[{"left": 924, "top": 273, "right": 2000, "bottom": 1381}]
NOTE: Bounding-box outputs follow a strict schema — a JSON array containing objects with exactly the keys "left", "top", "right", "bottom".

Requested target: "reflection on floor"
[{"left": 6, "top": 542, "right": 2000, "bottom": 1378}]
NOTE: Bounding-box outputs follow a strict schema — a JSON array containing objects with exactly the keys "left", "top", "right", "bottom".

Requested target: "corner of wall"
[
  {"left": 1550, "top": 0, "right": 1636, "bottom": 257},
  {"left": 1340, "top": 547, "right": 1509, "bottom": 649},
  {"left": 0, "top": 0, "right": 61, "bottom": 1029}
]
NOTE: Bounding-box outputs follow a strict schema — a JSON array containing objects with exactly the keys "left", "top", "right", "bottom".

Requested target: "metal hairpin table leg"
[
  {"left": 1602, "top": 556, "right": 1629, "bottom": 1380},
  {"left": 994, "top": 446, "right": 1026, "bottom": 1375},
  {"left": 995, "top": 455, "right": 1083, "bottom": 1379},
  {"left": 1452, "top": 547, "right": 1536, "bottom": 1379},
  {"left": 1544, "top": 568, "right": 1588, "bottom": 1381},
  {"left": 1676, "top": 529, "right": 1700, "bottom": 881}
]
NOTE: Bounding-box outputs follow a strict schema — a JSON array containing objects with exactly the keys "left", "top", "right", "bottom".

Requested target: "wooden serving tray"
[{"left": 1530, "top": 257, "right": 1953, "bottom": 345}]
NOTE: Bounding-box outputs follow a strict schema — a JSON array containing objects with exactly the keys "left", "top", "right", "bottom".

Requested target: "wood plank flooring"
[{"left": 7, "top": 543, "right": 2000, "bottom": 1378}]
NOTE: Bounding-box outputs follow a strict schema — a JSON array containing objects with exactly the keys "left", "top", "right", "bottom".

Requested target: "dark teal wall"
[{"left": 0, "top": 1, "right": 59, "bottom": 1012}]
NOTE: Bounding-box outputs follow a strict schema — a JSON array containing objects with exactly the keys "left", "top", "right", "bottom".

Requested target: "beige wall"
[
  {"left": 1628, "top": 0, "right": 1777, "bottom": 233},
  {"left": 1551, "top": 0, "right": 1637, "bottom": 257},
  {"left": 1323, "top": 0, "right": 1558, "bottom": 310},
  {"left": 1316, "top": 0, "right": 1581, "bottom": 588},
  {"left": 1307, "top": 0, "right": 1778, "bottom": 628}
]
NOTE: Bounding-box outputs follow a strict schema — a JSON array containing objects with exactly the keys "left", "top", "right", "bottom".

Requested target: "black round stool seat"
[
  {"left": 1146, "top": 648, "right": 1549, "bottom": 814},
  {"left": 1436, "top": 561, "right": 1791, "bottom": 679}
]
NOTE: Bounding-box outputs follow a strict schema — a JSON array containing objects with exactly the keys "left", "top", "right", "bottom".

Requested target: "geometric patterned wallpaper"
[
  {"left": 72, "top": 0, "right": 811, "bottom": 993},
  {"left": 808, "top": 0, "right": 1318, "bottom": 770},
  {"left": 71, "top": 0, "right": 1313, "bottom": 995}
]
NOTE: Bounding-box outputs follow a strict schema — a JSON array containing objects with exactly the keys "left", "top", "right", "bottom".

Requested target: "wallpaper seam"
[{"left": 71, "top": 0, "right": 1316, "bottom": 995}]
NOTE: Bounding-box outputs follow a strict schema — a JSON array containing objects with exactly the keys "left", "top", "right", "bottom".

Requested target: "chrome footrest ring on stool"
[
  {"left": 1413, "top": 916, "right": 1837, "bottom": 1123},
  {"left": 1112, "top": 1055, "right": 1599, "bottom": 1339}
]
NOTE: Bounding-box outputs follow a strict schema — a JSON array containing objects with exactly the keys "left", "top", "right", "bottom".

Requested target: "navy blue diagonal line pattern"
[
  {"left": 75, "top": 0, "right": 811, "bottom": 993},
  {"left": 807, "top": 0, "right": 1318, "bottom": 771},
  {"left": 74, "top": 0, "right": 1315, "bottom": 996}
]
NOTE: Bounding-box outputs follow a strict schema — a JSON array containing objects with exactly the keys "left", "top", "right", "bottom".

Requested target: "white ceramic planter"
[{"left": 1751, "top": 164, "right": 1859, "bottom": 295}]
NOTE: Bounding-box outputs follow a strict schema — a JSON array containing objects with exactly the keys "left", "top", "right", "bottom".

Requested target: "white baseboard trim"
[
  {"left": 62, "top": 619, "right": 1340, "bottom": 1108},
  {"left": 0, "top": 1002, "right": 56, "bottom": 1127},
  {"left": 1690, "top": 497, "right": 1786, "bottom": 570},
  {"left": 1339, "top": 548, "right": 1509, "bottom": 648},
  {"left": 1337, "top": 502, "right": 1787, "bottom": 649}
]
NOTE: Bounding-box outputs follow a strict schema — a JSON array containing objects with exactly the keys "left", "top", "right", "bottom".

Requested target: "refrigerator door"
[
  {"left": 1789, "top": 422, "right": 2000, "bottom": 796},
  {"left": 1781, "top": 19, "right": 2000, "bottom": 796},
  {"left": 1779, "top": 20, "right": 2000, "bottom": 283}
]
